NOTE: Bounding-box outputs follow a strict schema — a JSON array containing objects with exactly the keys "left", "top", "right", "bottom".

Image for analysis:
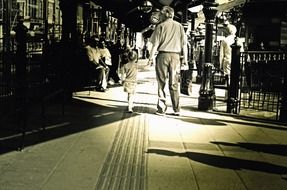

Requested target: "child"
[{"left": 120, "top": 50, "right": 138, "bottom": 113}]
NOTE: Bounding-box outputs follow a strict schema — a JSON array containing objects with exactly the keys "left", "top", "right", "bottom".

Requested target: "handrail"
[{"left": 241, "top": 51, "right": 287, "bottom": 62}]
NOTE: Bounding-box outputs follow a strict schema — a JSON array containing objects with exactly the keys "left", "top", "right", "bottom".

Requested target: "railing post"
[{"left": 227, "top": 37, "right": 241, "bottom": 113}]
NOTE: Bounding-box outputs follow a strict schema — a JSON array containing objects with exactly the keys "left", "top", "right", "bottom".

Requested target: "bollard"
[
  {"left": 227, "top": 37, "right": 241, "bottom": 114},
  {"left": 198, "top": 63, "right": 214, "bottom": 111}
]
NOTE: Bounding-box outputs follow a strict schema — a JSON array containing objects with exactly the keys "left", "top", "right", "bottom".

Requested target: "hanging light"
[{"left": 138, "top": 0, "right": 153, "bottom": 13}]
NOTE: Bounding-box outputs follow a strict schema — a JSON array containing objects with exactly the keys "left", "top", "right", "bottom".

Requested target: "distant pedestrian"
[
  {"left": 13, "top": 16, "right": 28, "bottom": 75},
  {"left": 13, "top": 16, "right": 29, "bottom": 107},
  {"left": 219, "top": 24, "right": 238, "bottom": 77},
  {"left": 120, "top": 50, "right": 138, "bottom": 113},
  {"left": 219, "top": 24, "right": 244, "bottom": 100},
  {"left": 148, "top": 6, "right": 188, "bottom": 116}
]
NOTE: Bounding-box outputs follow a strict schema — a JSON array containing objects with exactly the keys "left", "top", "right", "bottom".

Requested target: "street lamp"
[{"left": 138, "top": 0, "right": 153, "bottom": 13}]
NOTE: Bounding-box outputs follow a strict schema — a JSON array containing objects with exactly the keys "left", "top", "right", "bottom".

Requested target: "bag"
[
  {"left": 213, "top": 70, "right": 227, "bottom": 85},
  {"left": 180, "top": 70, "right": 193, "bottom": 95}
]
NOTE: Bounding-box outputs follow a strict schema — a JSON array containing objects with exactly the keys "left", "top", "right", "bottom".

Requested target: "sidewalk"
[{"left": 0, "top": 59, "right": 287, "bottom": 190}]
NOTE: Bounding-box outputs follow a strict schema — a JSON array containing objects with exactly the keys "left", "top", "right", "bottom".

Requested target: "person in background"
[
  {"left": 108, "top": 41, "right": 122, "bottom": 85},
  {"left": 98, "top": 39, "right": 112, "bottom": 85},
  {"left": 13, "top": 16, "right": 29, "bottom": 108},
  {"left": 148, "top": 6, "right": 188, "bottom": 116},
  {"left": 120, "top": 50, "right": 138, "bottom": 113},
  {"left": 219, "top": 24, "right": 243, "bottom": 77},
  {"left": 85, "top": 37, "right": 109, "bottom": 92},
  {"left": 219, "top": 24, "right": 244, "bottom": 99}
]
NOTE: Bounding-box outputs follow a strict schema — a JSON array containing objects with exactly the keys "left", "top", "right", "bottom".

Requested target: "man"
[
  {"left": 148, "top": 6, "right": 188, "bottom": 116},
  {"left": 98, "top": 39, "right": 113, "bottom": 85},
  {"left": 219, "top": 24, "right": 243, "bottom": 100},
  {"left": 85, "top": 37, "right": 109, "bottom": 92},
  {"left": 13, "top": 16, "right": 29, "bottom": 108},
  {"left": 219, "top": 24, "right": 244, "bottom": 76}
]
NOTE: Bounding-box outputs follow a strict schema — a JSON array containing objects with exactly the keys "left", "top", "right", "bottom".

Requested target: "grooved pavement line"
[{"left": 95, "top": 104, "right": 149, "bottom": 190}]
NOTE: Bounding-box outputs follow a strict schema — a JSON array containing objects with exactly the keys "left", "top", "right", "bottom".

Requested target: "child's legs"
[{"left": 128, "top": 93, "right": 134, "bottom": 110}]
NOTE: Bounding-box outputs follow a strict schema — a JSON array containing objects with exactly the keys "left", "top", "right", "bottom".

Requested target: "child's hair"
[{"left": 128, "top": 50, "right": 138, "bottom": 62}]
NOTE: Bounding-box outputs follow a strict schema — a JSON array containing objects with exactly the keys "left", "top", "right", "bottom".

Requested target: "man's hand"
[
  {"left": 180, "top": 59, "right": 188, "bottom": 70},
  {"left": 147, "top": 58, "right": 153, "bottom": 66}
]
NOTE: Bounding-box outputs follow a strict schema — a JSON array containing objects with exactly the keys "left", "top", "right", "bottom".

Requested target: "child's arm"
[{"left": 120, "top": 66, "right": 126, "bottom": 82}]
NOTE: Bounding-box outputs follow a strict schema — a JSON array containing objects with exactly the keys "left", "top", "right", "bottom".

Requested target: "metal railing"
[{"left": 239, "top": 51, "right": 287, "bottom": 121}]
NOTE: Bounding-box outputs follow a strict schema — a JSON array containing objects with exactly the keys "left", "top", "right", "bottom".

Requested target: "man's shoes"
[
  {"left": 127, "top": 107, "right": 133, "bottom": 113},
  {"left": 172, "top": 112, "right": 180, "bottom": 116},
  {"left": 155, "top": 110, "right": 165, "bottom": 116},
  {"left": 108, "top": 80, "right": 114, "bottom": 85},
  {"left": 166, "top": 112, "right": 180, "bottom": 116},
  {"left": 96, "top": 87, "right": 106, "bottom": 92}
]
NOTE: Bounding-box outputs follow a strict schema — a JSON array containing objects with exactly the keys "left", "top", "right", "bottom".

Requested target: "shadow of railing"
[{"left": 0, "top": 98, "right": 138, "bottom": 154}]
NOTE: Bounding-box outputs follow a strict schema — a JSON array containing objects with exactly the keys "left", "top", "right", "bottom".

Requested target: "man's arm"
[
  {"left": 148, "top": 44, "right": 158, "bottom": 64},
  {"left": 86, "top": 47, "right": 94, "bottom": 62},
  {"left": 181, "top": 28, "right": 188, "bottom": 66},
  {"left": 181, "top": 42, "right": 188, "bottom": 65},
  {"left": 98, "top": 58, "right": 108, "bottom": 68},
  {"left": 147, "top": 26, "right": 160, "bottom": 65},
  {"left": 120, "top": 66, "right": 126, "bottom": 82}
]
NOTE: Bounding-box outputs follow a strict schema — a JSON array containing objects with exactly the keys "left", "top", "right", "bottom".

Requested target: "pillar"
[
  {"left": 59, "top": 0, "right": 78, "bottom": 99},
  {"left": 181, "top": 0, "right": 191, "bottom": 69},
  {"left": 59, "top": 0, "right": 78, "bottom": 43},
  {"left": 2, "top": 0, "right": 12, "bottom": 111},
  {"left": 2, "top": 0, "right": 12, "bottom": 84},
  {"left": 198, "top": 0, "right": 218, "bottom": 111}
]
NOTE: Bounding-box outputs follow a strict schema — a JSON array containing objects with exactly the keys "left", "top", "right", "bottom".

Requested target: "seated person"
[
  {"left": 98, "top": 39, "right": 113, "bottom": 85},
  {"left": 85, "top": 37, "right": 109, "bottom": 92}
]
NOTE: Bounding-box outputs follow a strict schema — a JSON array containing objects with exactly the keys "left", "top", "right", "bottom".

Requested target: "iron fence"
[{"left": 239, "top": 51, "right": 287, "bottom": 120}]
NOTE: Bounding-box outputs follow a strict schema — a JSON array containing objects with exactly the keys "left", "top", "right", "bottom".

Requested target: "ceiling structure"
[
  {"left": 92, "top": 0, "right": 249, "bottom": 32},
  {"left": 94, "top": 0, "right": 204, "bottom": 32}
]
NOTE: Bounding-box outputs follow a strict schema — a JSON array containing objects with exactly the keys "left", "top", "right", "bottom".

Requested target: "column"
[
  {"left": 59, "top": 0, "right": 78, "bottom": 99},
  {"left": 198, "top": 0, "right": 218, "bottom": 111},
  {"left": 2, "top": 0, "right": 12, "bottom": 99},
  {"left": 59, "top": 0, "right": 77, "bottom": 43}
]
